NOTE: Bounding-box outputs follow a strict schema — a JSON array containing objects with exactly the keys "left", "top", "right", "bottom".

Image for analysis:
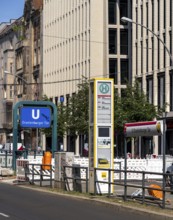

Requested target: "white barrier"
[
  {"left": 16, "top": 156, "right": 173, "bottom": 181},
  {"left": 16, "top": 158, "right": 55, "bottom": 181},
  {"left": 74, "top": 157, "right": 173, "bottom": 180}
]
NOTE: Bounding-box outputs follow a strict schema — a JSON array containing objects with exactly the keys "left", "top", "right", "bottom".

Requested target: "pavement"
[{"left": 0, "top": 176, "right": 173, "bottom": 219}]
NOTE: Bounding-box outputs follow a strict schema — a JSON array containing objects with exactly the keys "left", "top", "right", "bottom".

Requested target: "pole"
[{"left": 121, "top": 17, "right": 173, "bottom": 66}]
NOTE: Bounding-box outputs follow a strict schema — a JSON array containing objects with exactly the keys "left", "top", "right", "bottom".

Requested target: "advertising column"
[{"left": 89, "top": 78, "right": 114, "bottom": 194}]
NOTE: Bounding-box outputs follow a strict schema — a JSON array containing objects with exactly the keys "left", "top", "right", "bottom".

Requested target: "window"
[
  {"left": 164, "top": 0, "right": 166, "bottom": 29},
  {"left": 10, "top": 86, "right": 13, "bottom": 99},
  {"left": 109, "top": 58, "right": 117, "bottom": 84},
  {"left": 170, "top": 0, "right": 172, "bottom": 27},
  {"left": 146, "top": 39, "right": 148, "bottom": 72},
  {"left": 158, "top": 39, "right": 160, "bottom": 70},
  {"left": 152, "top": 0, "right": 154, "bottom": 31},
  {"left": 136, "top": 8, "right": 138, "bottom": 40},
  {"left": 170, "top": 31, "right": 172, "bottom": 66},
  {"left": 146, "top": 77, "right": 153, "bottom": 104},
  {"left": 170, "top": 72, "right": 173, "bottom": 111},
  {"left": 109, "top": 0, "right": 116, "bottom": 24},
  {"left": 120, "top": 0, "right": 128, "bottom": 25},
  {"left": 163, "top": 33, "right": 166, "bottom": 68},
  {"left": 141, "top": 41, "right": 143, "bottom": 73},
  {"left": 158, "top": 0, "right": 160, "bottom": 31},
  {"left": 141, "top": 6, "right": 143, "bottom": 37},
  {"left": 109, "top": 29, "right": 117, "bottom": 54},
  {"left": 151, "top": 37, "right": 154, "bottom": 71},
  {"left": 10, "top": 63, "right": 13, "bottom": 73},
  {"left": 158, "top": 74, "right": 165, "bottom": 108},
  {"left": 120, "top": 29, "right": 128, "bottom": 54},
  {"left": 121, "top": 59, "right": 129, "bottom": 84},
  {"left": 137, "top": 78, "right": 143, "bottom": 92},
  {"left": 55, "top": 97, "right": 58, "bottom": 106},
  {"left": 136, "top": 43, "right": 138, "bottom": 75},
  {"left": 121, "top": 88, "right": 127, "bottom": 98}
]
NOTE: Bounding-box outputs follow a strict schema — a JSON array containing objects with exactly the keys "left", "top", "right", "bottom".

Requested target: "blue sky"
[{"left": 0, "top": 0, "right": 25, "bottom": 23}]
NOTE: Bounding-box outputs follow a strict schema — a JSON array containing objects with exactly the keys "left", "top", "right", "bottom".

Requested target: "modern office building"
[
  {"left": 130, "top": 0, "right": 173, "bottom": 157},
  {"left": 43, "top": 0, "right": 132, "bottom": 155}
]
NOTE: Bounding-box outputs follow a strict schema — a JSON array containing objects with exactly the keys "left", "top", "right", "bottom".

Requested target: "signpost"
[
  {"left": 12, "top": 101, "right": 57, "bottom": 170},
  {"left": 20, "top": 107, "right": 51, "bottom": 128},
  {"left": 89, "top": 78, "right": 114, "bottom": 194},
  {"left": 124, "top": 121, "right": 163, "bottom": 137},
  {"left": 123, "top": 120, "right": 165, "bottom": 202}
]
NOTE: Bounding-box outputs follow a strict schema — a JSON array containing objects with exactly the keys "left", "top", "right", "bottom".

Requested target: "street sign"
[
  {"left": 20, "top": 107, "right": 51, "bottom": 128},
  {"left": 124, "top": 121, "right": 163, "bottom": 137}
]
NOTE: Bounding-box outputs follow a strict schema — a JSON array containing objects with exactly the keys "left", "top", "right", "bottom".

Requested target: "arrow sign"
[{"left": 20, "top": 107, "right": 51, "bottom": 128}]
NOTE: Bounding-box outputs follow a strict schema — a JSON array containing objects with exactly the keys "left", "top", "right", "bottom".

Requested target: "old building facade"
[{"left": 0, "top": 0, "right": 43, "bottom": 148}]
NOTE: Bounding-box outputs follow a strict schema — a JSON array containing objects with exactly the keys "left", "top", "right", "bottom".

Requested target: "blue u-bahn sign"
[{"left": 20, "top": 107, "right": 51, "bottom": 128}]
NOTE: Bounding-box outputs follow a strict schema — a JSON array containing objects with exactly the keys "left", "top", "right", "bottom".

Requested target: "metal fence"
[
  {"left": 0, "top": 150, "right": 44, "bottom": 168},
  {"left": 24, "top": 163, "right": 54, "bottom": 187},
  {"left": 63, "top": 165, "right": 89, "bottom": 192},
  {"left": 94, "top": 168, "right": 173, "bottom": 209}
]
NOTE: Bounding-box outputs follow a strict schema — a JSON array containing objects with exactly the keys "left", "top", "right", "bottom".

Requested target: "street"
[{"left": 0, "top": 183, "right": 169, "bottom": 220}]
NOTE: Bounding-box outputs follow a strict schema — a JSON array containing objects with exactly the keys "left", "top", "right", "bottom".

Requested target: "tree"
[
  {"left": 114, "top": 81, "right": 165, "bottom": 133},
  {"left": 66, "top": 78, "right": 89, "bottom": 136},
  {"left": 41, "top": 95, "right": 67, "bottom": 138},
  {"left": 114, "top": 81, "right": 167, "bottom": 158}
]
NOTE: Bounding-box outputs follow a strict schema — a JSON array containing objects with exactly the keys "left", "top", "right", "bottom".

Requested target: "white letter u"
[{"left": 32, "top": 109, "right": 40, "bottom": 119}]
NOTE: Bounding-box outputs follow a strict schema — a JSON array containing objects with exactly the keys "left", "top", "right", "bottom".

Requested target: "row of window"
[
  {"left": 137, "top": 72, "right": 173, "bottom": 111},
  {"left": 136, "top": 0, "right": 173, "bottom": 35}
]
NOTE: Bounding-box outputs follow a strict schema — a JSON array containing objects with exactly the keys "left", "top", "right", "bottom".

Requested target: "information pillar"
[{"left": 89, "top": 78, "right": 114, "bottom": 194}]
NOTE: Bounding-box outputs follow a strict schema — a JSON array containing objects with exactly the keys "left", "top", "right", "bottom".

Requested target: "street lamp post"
[
  {"left": 4, "top": 70, "right": 28, "bottom": 85},
  {"left": 121, "top": 16, "right": 171, "bottom": 208},
  {"left": 121, "top": 17, "right": 173, "bottom": 66}
]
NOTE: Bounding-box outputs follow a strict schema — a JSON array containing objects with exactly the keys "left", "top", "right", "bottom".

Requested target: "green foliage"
[
  {"left": 12, "top": 24, "right": 25, "bottom": 41},
  {"left": 114, "top": 81, "right": 165, "bottom": 133},
  {"left": 66, "top": 78, "right": 89, "bottom": 136},
  {"left": 41, "top": 95, "right": 67, "bottom": 137},
  {"left": 41, "top": 80, "right": 166, "bottom": 139}
]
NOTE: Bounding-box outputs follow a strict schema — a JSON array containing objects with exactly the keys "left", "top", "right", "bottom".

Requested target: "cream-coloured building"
[
  {"left": 130, "top": 0, "right": 173, "bottom": 157},
  {"left": 42, "top": 0, "right": 132, "bottom": 155}
]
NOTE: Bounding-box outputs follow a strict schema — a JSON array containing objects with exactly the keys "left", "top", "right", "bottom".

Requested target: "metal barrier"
[
  {"left": 0, "top": 151, "right": 13, "bottom": 168},
  {"left": 0, "top": 150, "right": 44, "bottom": 168},
  {"left": 63, "top": 165, "right": 89, "bottom": 193},
  {"left": 94, "top": 168, "right": 173, "bottom": 209},
  {"left": 24, "top": 163, "right": 53, "bottom": 187}
]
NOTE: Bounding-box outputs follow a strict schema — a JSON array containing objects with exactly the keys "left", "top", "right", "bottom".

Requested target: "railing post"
[
  {"left": 32, "top": 164, "right": 34, "bottom": 185},
  {"left": 5, "top": 151, "right": 7, "bottom": 168},
  {"left": 94, "top": 168, "right": 97, "bottom": 195},
  {"left": 50, "top": 165, "right": 52, "bottom": 188},
  {"left": 86, "top": 167, "right": 88, "bottom": 193},
  {"left": 124, "top": 137, "right": 127, "bottom": 201},
  {"left": 142, "top": 172, "right": 145, "bottom": 204},
  {"left": 108, "top": 169, "right": 111, "bottom": 196}
]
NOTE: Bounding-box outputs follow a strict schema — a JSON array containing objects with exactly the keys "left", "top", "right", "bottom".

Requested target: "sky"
[{"left": 0, "top": 0, "right": 25, "bottom": 23}]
